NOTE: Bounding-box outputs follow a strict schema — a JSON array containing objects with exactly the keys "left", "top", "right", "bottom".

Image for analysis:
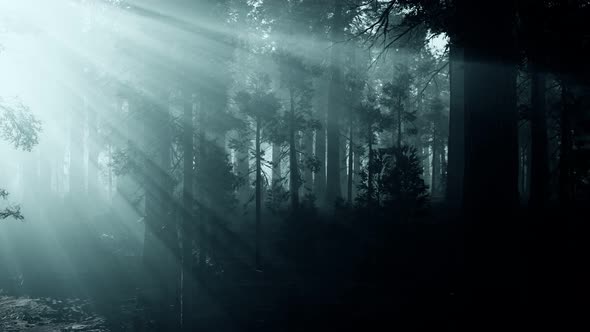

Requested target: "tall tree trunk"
[
  {"left": 181, "top": 93, "right": 194, "bottom": 331},
  {"left": 347, "top": 115, "right": 354, "bottom": 203},
  {"left": 272, "top": 143, "right": 282, "bottom": 185},
  {"left": 397, "top": 96, "right": 403, "bottom": 149},
  {"left": 431, "top": 125, "right": 438, "bottom": 196},
  {"left": 255, "top": 117, "right": 262, "bottom": 271},
  {"left": 289, "top": 88, "right": 300, "bottom": 210},
  {"left": 367, "top": 127, "right": 374, "bottom": 207},
  {"left": 529, "top": 68, "right": 549, "bottom": 208},
  {"left": 446, "top": 43, "right": 465, "bottom": 207},
  {"left": 237, "top": 126, "right": 251, "bottom": 204},
  {"left": 353, "top": 126, "right": 361, "bottom": 200},
  {"left": 440, "top": 142, "right": 448, "bottom": 194},
  {"left": 314, "top": 75, "right": 328, "bottom": 203},
  {"left": 325, "top": 0, "right": 344, "bottom": 206},
  {"left": 303, "top": 131, "right": 313, "bottom": 193},
  {"left": 559, "top": 82, "right": 573, "bottom": 205},
  {"left": 460, "top": 0, "right": 519, "bottom": 212}
]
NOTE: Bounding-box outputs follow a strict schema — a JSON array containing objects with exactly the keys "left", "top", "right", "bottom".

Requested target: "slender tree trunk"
[
  {"left": 440, "top": 142, "right": 448, "bottom": 194},
  {"left": 431, "top": 125, "right": 438, "bottom": 196},
  {"left": 397, "top": 96, "right": 403, "bottom": 150},
  {"left": 325, "top": 0, "right": 344, "bottom": 205},
  {"left": 353, "top": 127, "right": 361, "bottom": 199},
  {"left": 289, "top": 88, "right": 300, "bottom": 210},
  {"left": 446, "top": 43, "right": 465, "bottom": 207},
  {"left": 347, "top": 115, "right": 354, "bottom": 203},
  {"left": 255, "top": 118, "right": 262, "bottom": 271},
  {"left": 367, "top": 126, "right": 374, "bottom": 207},
  {"left": 303, "top": 131, "right": 313, "bottom": 192},
  {"left": 272, "top": 143, "right": 282, "bottom": 185},
  {"left": 529, "top": 68, "right": 549, "bottom": 208}
]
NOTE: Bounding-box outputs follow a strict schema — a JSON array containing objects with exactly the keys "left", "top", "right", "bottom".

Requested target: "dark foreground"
[{"left": 0, "top": 205, "right": 586, "bottom": 331}]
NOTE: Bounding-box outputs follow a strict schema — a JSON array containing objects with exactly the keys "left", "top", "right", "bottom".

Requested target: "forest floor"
[{"left": 0, "top": 294, "right": 110, "bottom": 331}]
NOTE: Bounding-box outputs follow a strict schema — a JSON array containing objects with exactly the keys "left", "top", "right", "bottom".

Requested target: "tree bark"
[
  {"left": 445, "top": 43, "right": 465, "bottom": 208},
  {"left": 325, "top": 0, "right": 344, "bottom": 206},
  {"left": 367, "top": 126, "right": 374, "bottom": 207},
  {"left": 347, "top": 115, "right": 354, "bottom": 203},
  {"left": 255, "top": 117, "right": 262, "bottom": 271},
  {"left": 460, "top": 0, "right": 519, "bottom": 213},
  {"left": 559, "top": 82, "right": 573, "bottom": 205},
  {"left": 529, "top": 68, "right": 549, "bottom": 208},
  {"left": 289, "top": 88, "right": 300, "bottom": 210},
  {"left": 431, "top": 124, "right": 438, "bottom": 196}
]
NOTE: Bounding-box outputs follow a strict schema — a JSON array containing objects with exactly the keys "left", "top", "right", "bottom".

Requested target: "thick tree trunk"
[
  {"left": 325, "top": 0, "right": 344, "bottom": 206},
  {"left": 460, "top": 0, "right": 519, "bottom": 212},
  {"left": 445, "top": 43, "right": 465, "bottom": 208},
  {"left": 529, "top": 69, "right": 549, "bottom": 208}
]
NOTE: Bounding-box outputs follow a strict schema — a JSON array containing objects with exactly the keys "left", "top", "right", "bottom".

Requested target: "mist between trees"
[{"left": 1, "top": 1, "right": 589, "bottom": 331}]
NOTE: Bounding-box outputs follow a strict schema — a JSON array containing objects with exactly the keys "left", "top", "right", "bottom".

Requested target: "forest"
[{"left": 1, "top": 0, "right": 589, "bottom": 331}]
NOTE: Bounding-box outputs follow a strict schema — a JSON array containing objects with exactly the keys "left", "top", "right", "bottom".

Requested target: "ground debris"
[{"left": 0, "top": 295, "right": 108, "bottom": 331}]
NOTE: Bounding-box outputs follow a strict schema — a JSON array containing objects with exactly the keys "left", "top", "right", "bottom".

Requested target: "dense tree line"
[{"left": 1, "top": 0, "right": 589, "bottom": 330}]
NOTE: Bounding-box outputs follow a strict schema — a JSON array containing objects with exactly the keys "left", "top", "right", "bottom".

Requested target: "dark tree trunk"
[
  {"left": 397, "top": 96, "right": 403, "bottom": 149},
  {"left": 347, "top": 115, "right": 354, "bottom": 203},
  {"left": 303, "top": 131, "right": 313, "bottom": 192},
  {"left": 460, "top": 0, "right": 519, "bottom": 212},
  {"left": 325, "top": 0, "right": 344, "bottom": 206},
  {"left": 431, "top": 125, "right": 438, "bottom": 196},
  {"left": 314, "top": 75, "right": 328, "bottom": 203},
  {"left": 272, "top": 142, "right": 282, "bottom": 184},
  {"left": 353, "top": 126, "right": 361, "bottom": 199},
  {"left": 255, "top": 117, "right": 262, "bottom": 271},
  {"left": 289, "top": 88, "right": 300, "bottom": 210},
  {"left": 445, "top": 43, "right": 465, "bottom": 208},
  {"left": 559, "top": 82, "right": 573, "bottom": 205},
  {"left": 367, "top": 126, "right": 374, "bottom": 207},
  {"left": 529, "top": 68, "right": 549, "bottom": 208}
]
